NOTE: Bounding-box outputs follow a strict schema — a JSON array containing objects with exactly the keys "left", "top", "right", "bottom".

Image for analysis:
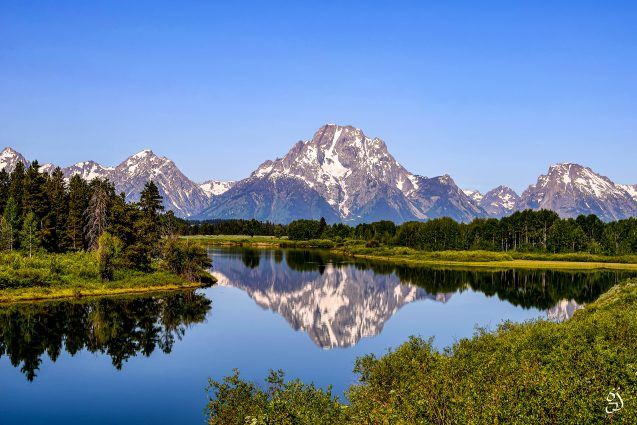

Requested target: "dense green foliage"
[
  {"left": 182, "top": 218, "right": 286, "bottom": 238},
  {"left": 184, "top": 211, "right": 637, "bottom": 256},
  {"left": 160, "top": 238, "right": 213, "bottom": 283},
  {"left": 206, "top": 369, "right": 345, "bottom": 425},
  {"left": 206, "top": 279, "right": 637, "bottom": 424},
  {"left": 0, "top": 162, "right": 211, "bottom": 292}
]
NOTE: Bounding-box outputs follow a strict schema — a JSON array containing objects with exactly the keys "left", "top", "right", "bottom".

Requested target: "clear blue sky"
[{"left": 1, "top": 1, "right": 636, "bottom": 193}]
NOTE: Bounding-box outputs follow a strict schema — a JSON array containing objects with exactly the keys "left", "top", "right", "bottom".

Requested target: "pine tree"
[
  {"left": 22, "top": 161, "right": 49, "bottom": 221},
  {"left": 0, "top": 169, "right": 10, "bottom": 215},
  {"left": 43, "top": 167, "right": 69, "bottom": 252},
  {"left": 9, "top": 161, "right": 25, "bottom": 221},
  {"left": 85, "top": 181, "right": 110, "bottom": 250},
  {"left": 20, "top": 211, "right": 40, "bottom": 257},
  {"left": 2, "top": 196, "right": 19, "bottom": 251},
  {"left": 138, "top": 180, "right": 164, "bottom": 245},
  {"left": 139, "top": 181, "right": 164, "bottom": 217},
  {"left": 67, "top": 175, "right": 89, "bottom": 250}
]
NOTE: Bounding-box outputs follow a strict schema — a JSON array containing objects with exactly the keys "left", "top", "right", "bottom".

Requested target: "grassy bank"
[
  {"left": 0, "top": 251, "right": 211, "bottom": 303},
  {"left": 184, "top": 235, "right": 336, "bottom": 249},
  {"left": 206, "top": 278, "right": 637, "bottom": 424},
  {"left": 186, "top": 235, "right": 637, "bottom": 270}
]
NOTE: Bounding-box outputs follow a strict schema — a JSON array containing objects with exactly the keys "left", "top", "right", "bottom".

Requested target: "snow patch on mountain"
[
  {"left": 463, "top": 189, "right": 484, "bottom": 203},
  {"left": 518, "top": 163, "right": 637, "bottom": 221},
  {"left": 199, "top": 180, "right": 235, "bottom": 197}
]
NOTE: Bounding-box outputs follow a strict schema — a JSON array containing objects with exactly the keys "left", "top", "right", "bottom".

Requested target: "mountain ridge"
[{"left": 2, "top": 125, "right": 636, "bottom": 222}]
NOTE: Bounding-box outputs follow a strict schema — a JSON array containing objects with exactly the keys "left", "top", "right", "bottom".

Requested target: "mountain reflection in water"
[
  {"left": 0, "top": 291, "right": 211, "bottom": 381},
  {"left": 212, "top": 248, "right": 635, "bottom": 348}
]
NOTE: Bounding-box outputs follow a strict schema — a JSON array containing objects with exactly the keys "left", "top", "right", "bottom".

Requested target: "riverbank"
[
  {"left": 206, "top": 277, "right": 637, "bottom": 423},
  {"left": 185, "top": 235, "right": 637, "bottom": 271},
  {"left": 0, "top": 251, "right": 214, "bottom": 303}
]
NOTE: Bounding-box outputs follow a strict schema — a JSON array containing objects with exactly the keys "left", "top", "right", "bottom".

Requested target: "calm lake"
[{"left": 1, "top": 247, "right": 634, "bottom": 424}]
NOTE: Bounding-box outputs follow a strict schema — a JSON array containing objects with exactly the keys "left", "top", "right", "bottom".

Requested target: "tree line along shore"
[
  {"left": 181, "top": 211, "right": 637, "bottom": 270},
  {"left": 0, "top": 161, "right": 212, "bottom": 303}
]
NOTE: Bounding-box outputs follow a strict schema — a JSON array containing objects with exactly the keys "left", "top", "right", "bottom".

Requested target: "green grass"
[
  {"left": 0, "top": 251, "right": 209, "bottom": 303},
  {"left": 184, "top": 235, "right": 337, "bottom": 249},
  {"left": 186, "top": 236, "right": 637, "bottom": 270},
  {"left": 206, "top": 278, "right": 637, "bottom": 424},
  {"left": 338, "top": 246, "right": 637, "bottom": 271}
]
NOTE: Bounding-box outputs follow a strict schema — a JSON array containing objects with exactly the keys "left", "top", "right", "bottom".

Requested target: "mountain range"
[{"left": 2, "top": 124, "right": 636, "bottom": 222}]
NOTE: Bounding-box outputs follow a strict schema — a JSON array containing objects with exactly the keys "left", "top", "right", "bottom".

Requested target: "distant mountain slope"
[
  {"left": 199, "top": 180, "right": 235, "bottom": 197},
  {"left": 518, "top": 163, "right": 637, "bottom": 221},
  {"left": 479, "top": 186, "right": 521, "bottom": 217},
  {"left": 0, "top": 147, "right": 29, "bottom": 172},
  {"left": 0, "top": 147, "right": 228, "bottom": 218},
  {"left": 3, "top": 135, "right": 636, "bottom": 222},
  {"left": 195, "top": 124, "right": 486, "bottom": 223}
]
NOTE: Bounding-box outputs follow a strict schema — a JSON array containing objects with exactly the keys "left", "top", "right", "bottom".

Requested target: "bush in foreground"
[{"left": 206, "top": 279, "right": 637, "bottom": 424}]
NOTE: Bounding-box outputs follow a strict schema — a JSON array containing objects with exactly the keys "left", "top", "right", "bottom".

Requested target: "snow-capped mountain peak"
[
  {"left": 518, "top": 163, "right": 637, "bottom": 221},
  {"left": 477, "top": 185, "right": 520, "bottom": 217},
  {"left": 64, "top": 160, "right": 114, "bottom": 181},
  {"left": 0, "top": 147, "right": 29, "bottom": 172},
  {"left": 199, "top": 180, "right": 235, "bottom": 197},
  {"left": 197, "top": 124, "right": 487, "bottom": 223},
  {"left": 463, "top": 189, "right": 484, "bottom": 203}
]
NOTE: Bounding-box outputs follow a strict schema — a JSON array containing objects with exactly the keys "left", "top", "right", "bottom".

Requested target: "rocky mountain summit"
[
  {"left": 0, "top": 147, "right": 229, "bottom": 218},
  {"left": 195, "top": 124, "right": 484, "bottom": 223},
  {"left": 479, "top": 186, "right": 521, "bottom": 217},
  {"left": 3, "top": 126, "right": 636, "bottom": 222},
  {"left": 517, "top": 163, "right": 637, "bottom": 221},
  {"left": 0, "top": 147, "right": 29, "bottom": 172}
]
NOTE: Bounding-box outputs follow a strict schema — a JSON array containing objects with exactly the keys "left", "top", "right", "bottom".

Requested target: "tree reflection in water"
[
  {"left": 213, "top": 248, "right": 637, "bottom": 348},
  {"left": 0, "top": 291, "right": 211, "bottom": 381}
]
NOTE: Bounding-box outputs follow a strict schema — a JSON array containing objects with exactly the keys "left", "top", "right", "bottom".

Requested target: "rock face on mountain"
[
  {"left": 463, "top": 189, "right": 484, "bottom": 204},
  {"left": 0, "top": 147, "right": 29, "bottom": 172},
  {"left": 197, "top": 175, "right": 341, "bottom": 223},
  {"left": 518, "top": 163, "right": 637, "bottom": 221},
  {"left": 106, "top": 150, "right": 212, "bottom": 217},
  {"left": 3, "top": 133, "right": 637, "bottom": 222},
  {"left": 619, "top": 184, "right": 637, "bottom": 202},
  {"left": 195, "top": 124, "right": 485, "bottom": 223},
  {"left": 61, "top": 160, "right": 114, "bottom": 181},
  {"left": 478, "top": 186, "right": 521, "bottom": 217},
  {"left": 199, "top": 180, "right": 235, "bottom": 197},
  {"left": 0, "top": 147, "right": 222, "bottom": 218}
]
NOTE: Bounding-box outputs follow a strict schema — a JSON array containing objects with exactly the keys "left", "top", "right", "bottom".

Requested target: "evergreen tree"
[
  {"left": 22, "top": 160, "right": 49, "bottom": 221},
  {"left": 139, "top": 181, "right": 163, "bottom": 217},
  {"left": 0, "top": 169, "right": 10, "bottom": 214},
  {"left": 2, "top": 196, "right": 20, "bottom": 251},
  {"left": 8, "top": 161, "right": 25, "bottom": 221},
  {"left": 43, "top": 167, "right": 69, "bottom": 252},
  {"left": 137, "top": 180, "right": 164, "bottom": 248},
  {"left": 20, "top": 211, "right": 40, "bottom": 257},
  {"left": 67, "top": 175, "right": 89, "bottom": 250},
  {"left": 108, "top": 192, "right": 136, "bottom": 246}
]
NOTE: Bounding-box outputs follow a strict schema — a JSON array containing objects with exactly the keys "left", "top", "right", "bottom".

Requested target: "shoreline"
[
  {"left": 0, "top": 281, "right": 208, "bottom": 304},
  {"left": 187, "top": 235, "right": 637, "bottom": 271}
]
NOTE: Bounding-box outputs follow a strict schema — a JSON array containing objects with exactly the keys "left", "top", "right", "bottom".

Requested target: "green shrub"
[
  {"left": 207, "top": 279, "right": 637, "bottom": 424},
  {"left": 206, "top": 369, "right": 346, "bottom": 425}
]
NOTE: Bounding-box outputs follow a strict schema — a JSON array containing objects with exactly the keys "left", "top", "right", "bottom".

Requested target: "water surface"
[{"left": 1, "top": 247, "right": 633, "bottom": 424}]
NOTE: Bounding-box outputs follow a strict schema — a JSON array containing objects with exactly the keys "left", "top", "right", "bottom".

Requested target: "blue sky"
[{"left": 1, "top": 1, "right": 635, "bottom": 193}]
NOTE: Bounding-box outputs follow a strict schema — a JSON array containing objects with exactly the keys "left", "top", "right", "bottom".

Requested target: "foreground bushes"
[
  {"left": 0, "top": 251, "right": 98, "bottom": 289},
  {"left": 206, "top": 279, "right": 637, "bottom": 424}
]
